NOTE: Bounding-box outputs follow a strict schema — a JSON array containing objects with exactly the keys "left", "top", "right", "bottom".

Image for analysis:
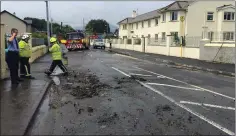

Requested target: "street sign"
[{"left": 180, "top": 16, "right": 185, "bottom": 22}]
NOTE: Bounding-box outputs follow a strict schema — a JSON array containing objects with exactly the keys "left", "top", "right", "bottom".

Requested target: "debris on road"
[{"left": 97, "top": 112, "right": 119, "bottom": 125}]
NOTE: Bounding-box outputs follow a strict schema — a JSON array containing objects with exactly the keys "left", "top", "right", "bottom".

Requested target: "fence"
[
  {"left": 207, "top": 31, "right": 235, "bottom": 42},
  {"left": 133, "top": 38, "right": 141, "bottom": 45},
  {"left": 185, "top": 36, "right": 201, "bottom": 47},
  {"left": 127, "top": 39, "right": 132, "bottom": 44},
  {"left": 32, "top": 38, "right": 45, "bottom": 47},
  {"left": 120, "top": 39, "right": 124, "bottom": 44},
  {"left": 148, "top": 38, "right": 166, "bottom": 46}
]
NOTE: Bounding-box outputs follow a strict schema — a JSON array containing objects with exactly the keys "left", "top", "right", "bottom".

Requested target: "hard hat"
[
  {"left": 22, "top": 34, "right": 30, "bottom": 40},
  {"left": 50, "top": 37, "right": 57, "bottom": 43}
]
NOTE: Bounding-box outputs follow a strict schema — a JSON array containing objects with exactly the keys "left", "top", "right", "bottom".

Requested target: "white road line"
[
  {"left": 134, "top": 66, "right": 235, "bottom": 100},
  {"left": 112, "top": 67, "right": 234, "bottom": 135},
  {"left": 129, "top": 73, "right": 153, "bottom": 77},
  {"left": 157, "top": 75, "right": 166, "bottom": 78},
  {"left": 146, "top": 83, "right": 203, "bottom": 91},
  {"left": 180, "top": 101, "right": 235, "bottom": 111},
  {"left": 111, "top": 67, "right": 131, "bottom": 77}
]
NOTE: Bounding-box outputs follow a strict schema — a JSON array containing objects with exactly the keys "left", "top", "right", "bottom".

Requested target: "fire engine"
[{"left": 61, "top": 31, "right": 90, "bottom": 51}]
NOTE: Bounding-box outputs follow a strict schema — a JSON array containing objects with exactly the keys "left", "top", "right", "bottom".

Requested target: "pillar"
[
  {"left": 166, "top": 35, "right": 171, "bottom": 56},
  {"left": 0, "top": 24, "right": 7, "bottom": 79}
]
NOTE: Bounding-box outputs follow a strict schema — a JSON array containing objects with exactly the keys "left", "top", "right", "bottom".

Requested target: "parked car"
[{"left": 93, "top": 39, "right": 105, "bottom": 49}]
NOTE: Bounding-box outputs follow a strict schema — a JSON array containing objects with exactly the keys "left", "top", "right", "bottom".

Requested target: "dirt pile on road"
[{"left": 63, "top": 72, "right": 111, "bottom": 99}]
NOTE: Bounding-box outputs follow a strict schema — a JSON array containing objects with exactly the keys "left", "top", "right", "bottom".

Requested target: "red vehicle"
[{"left": 64, "top": 31, "right": 89, "bottom": 51}]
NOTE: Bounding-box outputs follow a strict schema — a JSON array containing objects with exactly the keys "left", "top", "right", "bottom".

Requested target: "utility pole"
[
  {"left": 83, "top": 18, "right": 85, "bottom": 31},
  {"left": 60, "top": 22, "right": 63, "bottom": 30},
  {"left": 45, "top": 1, "right": 50, "bottom": 46},
  {"left": 50, "top": 18, "right": 53, "bottom": 36}
]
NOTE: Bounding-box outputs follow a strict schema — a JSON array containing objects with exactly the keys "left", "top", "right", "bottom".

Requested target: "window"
[
  {"left": 123, "top": 24, "right": 127, "bottom": 30},
  {"left": 142, "top": 21, "right": 144, "bottom": 28},
  {"left": 207, "top": 12, "right": 214, "bottom": 21},
  {"left": 136, "top": 23, "right": 138, "bottom": 29},
  {"left": 223, "top": 32, "right": 234, "bottom": 41},
  {"left": 148, "top": 20, "right": 151, "bottom": 27},
  {"left": 131, "top": 24, "right": 133, "bottom": 29},
  {"left": 148, "top": 34, "right": 151, "bottom": 38},
  {"left": 162, "top": 32, "right": 166, "bottom": 40},
  {"left": 162, "top": 13, "right": 166, "bottom": 22},
  {"left": 155, "top": 18, "right": 159, "bottom": 25},
  {"left": 170, "top": 32, "right": 178, "bottom": 36},
  {"left": 170, "top": 11, "right": 178, "bottom": 21},
  {"left": 208, "top": 31, "right": 214, "bottom": 40},
  {"left": 224, "top": 12, "right": 235, "bottom": 21},
  {"left": 155, "top": 34, "right": 158, "bottom": 40}
]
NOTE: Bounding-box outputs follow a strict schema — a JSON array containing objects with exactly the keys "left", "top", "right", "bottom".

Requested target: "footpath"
[
  {"left": 108, "top": 48, "right": 235, "bottom": 77},
  {"left": 0, "top": 54, "right": 52, "bottom": 135}
]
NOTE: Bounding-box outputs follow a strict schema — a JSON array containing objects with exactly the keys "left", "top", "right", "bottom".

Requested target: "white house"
[{"left": 118, "top": 1, "right": 235, "bottom": 42}]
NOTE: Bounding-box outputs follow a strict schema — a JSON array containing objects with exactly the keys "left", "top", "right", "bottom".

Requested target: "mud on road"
[{"left": 29, "top": 67, "right": 224, "bottom": 135}]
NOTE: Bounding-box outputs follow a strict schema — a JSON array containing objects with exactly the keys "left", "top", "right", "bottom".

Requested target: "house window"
[
  {"left": 208, "top": 31, "right": 214, "bottom": 40},
  {"left": 148, "top": 34, "right": 151, "bottom": 38},
  {"left": 155, "top": 34, "right": 158, "bottom": 40},
  {"left": 142, "top": 21, "right": 144, "bottom": 28},
  {"left": 155, "top": 18, "right": 159, "bottom": 25},
  {"left": 223, "top": 32, "right": 234, "bottom": 41},
  {"left": 136, "top": 23, "right": 138, "bottom": 29},
  {"left": 162, "top": 13, "right": 166, "bottom": 22},
  {"left": 131, "top": 24, "right": 133, "bottom": 29},
  {"left": 170, "top": 11, "right": 178, "bottom": 21},
  {"left": 123, "top": 24, "right": 127, "bottom": 30},
  {"left": 162, "top": 32, "right": 166, "bottom": 40},
  {"left": 224, "top": 12, "right": 235, "bottom": 21},
  {"left": 148, "top": 20, "right": 151, "bottom": 27},
  {"left": 207, "top": 12, "right": 214, "bottom": 21}
]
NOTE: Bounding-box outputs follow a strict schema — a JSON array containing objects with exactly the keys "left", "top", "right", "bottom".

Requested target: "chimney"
[
  {"left": 13, "top": 12, "right": 16, "bottom": 16},
  {"left": 132, "top": 10, "right": 136, "bottom": 18}
]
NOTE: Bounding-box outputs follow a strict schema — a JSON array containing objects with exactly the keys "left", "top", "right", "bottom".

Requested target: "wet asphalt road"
[{"left": 28, "top": 49, "right": 235, "bottom": 135}]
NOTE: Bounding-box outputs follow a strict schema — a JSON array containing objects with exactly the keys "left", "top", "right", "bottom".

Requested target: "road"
[{"left": 28, "top": 49, "right": 235, "bottom": 135}]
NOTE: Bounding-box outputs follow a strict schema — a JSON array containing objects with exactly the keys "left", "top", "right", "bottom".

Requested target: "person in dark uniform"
[{"left": 6, "top": 28, "right": 23, "bottom": 85}]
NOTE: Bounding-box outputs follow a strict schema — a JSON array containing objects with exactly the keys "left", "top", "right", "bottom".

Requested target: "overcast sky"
[{"left": 1, "top": 1, "right": 173, "bottom": 29}]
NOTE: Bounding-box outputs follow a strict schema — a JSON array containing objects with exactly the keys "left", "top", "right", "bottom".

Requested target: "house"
[
  {"left": 118, "top": 1, "right": 235, "bottom": 41},
  {"left": 0, "top": 10, "right": 36, "bottom": 36}
]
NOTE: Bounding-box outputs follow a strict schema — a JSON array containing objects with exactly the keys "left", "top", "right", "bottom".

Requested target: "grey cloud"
[{"left": 1, "top": 1, "right": 173, "bottom": 29}]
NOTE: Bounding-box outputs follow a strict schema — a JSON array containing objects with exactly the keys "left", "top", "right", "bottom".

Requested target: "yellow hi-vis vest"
[
  {"left": 19, "top": 40, "right": 32, "bottom": 58},
  {"left": 49, "top": 43, "right": 62, "bottom": 60}
]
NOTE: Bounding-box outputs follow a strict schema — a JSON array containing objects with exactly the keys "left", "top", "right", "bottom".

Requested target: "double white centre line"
[{"left": 111, "top": 66, "right": 234, "bottom": 135}]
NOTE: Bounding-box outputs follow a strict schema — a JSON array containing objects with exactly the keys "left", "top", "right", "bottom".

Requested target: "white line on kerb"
[
  {"left": 129, "top": 73, "right": 152, "bottom": 77},
  {"left": 146, "top": 83, "right": 203, "bottom": 91},
  {"left": 180, "top": 101, "right": 235, "bottom": 111},
  {"left": 112, "top": 67, "right": 234, "bottom": 135},
  {"left": 134, "top": 66, "right": 235, "bottom": 101}
]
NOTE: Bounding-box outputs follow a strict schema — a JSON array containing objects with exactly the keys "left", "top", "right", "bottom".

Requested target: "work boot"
[
  {"left": 25, "top": 76, "right": 36, "bottom": 79},
  {"left": 63, "top": 72, "right": 68, "bottom": 76},
  {"left": 44, "top": 71, "right": 51, "bottom": 76},
  {"left": 17, "top": 78, "right": 24, "bottom": 82}
]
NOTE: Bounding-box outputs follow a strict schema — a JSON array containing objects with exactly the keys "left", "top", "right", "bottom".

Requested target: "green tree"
[
  {"left": 24, "top": 17, "right": 75, "bottom": 34},
  {"left": 85, "top": 19, "right": 110, "bottom": 34}
]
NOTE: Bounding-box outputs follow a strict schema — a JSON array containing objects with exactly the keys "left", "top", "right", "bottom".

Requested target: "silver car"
[{"left": 93, "top": 39, "right": 105, "bottom": 49}]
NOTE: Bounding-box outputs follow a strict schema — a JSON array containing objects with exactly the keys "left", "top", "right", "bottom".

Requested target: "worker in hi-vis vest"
[
  {"left": 44, "top": 37, "right": 68, "bottom": 76},
  {"left": 19, "top": 34, "right": 35, "bottom": 79}
]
